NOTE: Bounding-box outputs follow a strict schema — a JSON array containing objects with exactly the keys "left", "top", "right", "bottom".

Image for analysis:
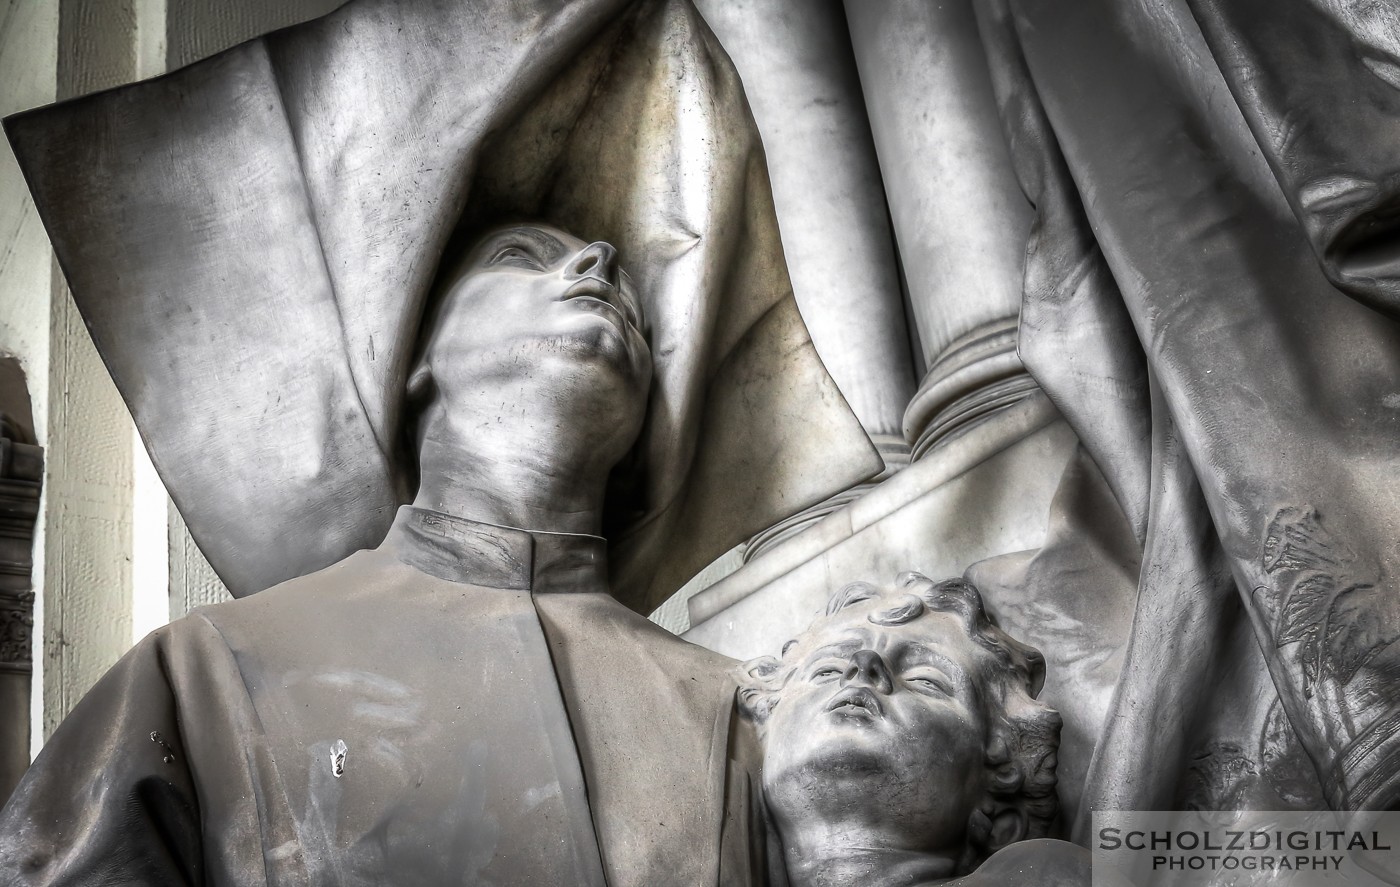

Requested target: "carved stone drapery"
[{"left": 692, "top": 0, "right": 916, "bottom": 460}]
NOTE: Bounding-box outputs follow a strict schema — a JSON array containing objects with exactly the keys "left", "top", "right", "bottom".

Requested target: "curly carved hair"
[{"left": 738, "top": 572, "right": 1063, "bottom": 872}]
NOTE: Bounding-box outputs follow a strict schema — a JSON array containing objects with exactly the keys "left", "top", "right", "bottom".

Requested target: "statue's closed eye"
[
  {"left": 491, "top": 246, "right": 544, "bottom": 270},
  {"left": 903, "top": 672, "right": 953, "bottom": 696}
]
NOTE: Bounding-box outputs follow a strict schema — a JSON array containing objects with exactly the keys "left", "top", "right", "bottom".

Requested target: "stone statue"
[
  {"left": 22, "top": 0, "right": 1400, "bottom": 878},
  {"left": 404, "top": 223, "right": 652, "bottom": 535},
  {"left": 2, "top": 0, "right": 879, "bottom": 614},
  {"left": 0, "top": 221, "right": 788, "bottom": 886},
  {"left": 739, "top": 573, "right": 1090, "bottom": 887},
  {"left": 1, "top": 0, "right": 888, "bottom": 880},
  {"left": 677, "top": 0, "right": 1400, "bottom": 831}
]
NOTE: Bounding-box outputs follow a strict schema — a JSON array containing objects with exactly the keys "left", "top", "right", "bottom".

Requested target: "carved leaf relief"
[
  {"left": 1261, "top": 507, "right": 1392, "bottom": 697},
  {"left": 0, "top": 602, "right": 33, "bottom": 667}
]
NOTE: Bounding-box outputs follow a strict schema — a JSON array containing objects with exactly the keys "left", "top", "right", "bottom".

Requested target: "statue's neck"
[
  {"left": 411, "top": 412, "right": 610, "bottom": 537},
  {"left": 779, "top": 821, "right": 958, "bottom": 887}
]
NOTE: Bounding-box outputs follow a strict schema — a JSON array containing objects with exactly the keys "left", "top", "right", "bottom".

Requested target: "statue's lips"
[
  {"left": 826, "top": 686, "right": 883, "bottom": 720},
  {"left": 563, "top": 278, "right": 631, "bottom": 330}
]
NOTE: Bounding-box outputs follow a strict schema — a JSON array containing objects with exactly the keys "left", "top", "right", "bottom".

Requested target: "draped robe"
[{"left": 0, "top": 507, "right": 771, "bottom": 886}]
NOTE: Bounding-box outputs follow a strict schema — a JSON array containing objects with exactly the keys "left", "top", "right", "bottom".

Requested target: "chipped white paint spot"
[{"left": 331, "top": 739, "right": 348, "bottom": 778}]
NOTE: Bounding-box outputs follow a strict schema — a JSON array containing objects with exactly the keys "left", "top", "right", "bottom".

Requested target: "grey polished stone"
[
  {"left": 0, "top": 1, "right": 888, "bottom": 883},
  {"left": 0, "top": 218, "right": 777, "bottom": 885},
  {"left": 5, "top": 0, "right": 1400, "bottom": 881}
]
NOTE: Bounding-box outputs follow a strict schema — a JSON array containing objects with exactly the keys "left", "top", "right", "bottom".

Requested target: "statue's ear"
[
  {"left": 961, "top": 690, "right": 1062, "bottom": 875},
  {"left": 735, "top": 655, "right": 783, "bottom": 724},
  {"left": 986, "top": 805, "right": 1029, "bottom": 851},
  {"left": 966, "top": 796, "right": 1030, "bottom": 861}
]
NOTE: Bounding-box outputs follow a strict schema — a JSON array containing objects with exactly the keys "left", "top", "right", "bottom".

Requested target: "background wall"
[
  {"left": 0, "top": 0, "right": 344, "bottom": 756},
  {"left": 0, "top": 0, "right": 58, "bottom": 758}
]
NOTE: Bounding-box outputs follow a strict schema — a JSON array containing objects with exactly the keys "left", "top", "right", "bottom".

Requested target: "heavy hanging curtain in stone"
[
  {"left": 968, "top": 0, "right": 1400, "bottom": 824},
  {"left": 3, "top": 0, "right": 880, "bottom": 616}
]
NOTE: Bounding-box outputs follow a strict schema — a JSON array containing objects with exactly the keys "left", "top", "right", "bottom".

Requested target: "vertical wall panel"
[
  {"left": 0, "top": 0, "right": 58, "bottom": 754},
  {"left": 41, "top": 0, "right": 141, "bottom": 737},
  {"left": 169, "top": 508, "right": 229, "bottom": 617}
]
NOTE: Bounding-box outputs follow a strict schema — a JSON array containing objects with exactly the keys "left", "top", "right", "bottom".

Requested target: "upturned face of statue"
[
  {"left": 740, "top": 574, "right": 1061, "bottom": 886},
  {"left": 762, "top": 598, "right": 992, "bottom": 859},
  {"left": 412, "top": 224, "right": 652, "bottom": 478}
]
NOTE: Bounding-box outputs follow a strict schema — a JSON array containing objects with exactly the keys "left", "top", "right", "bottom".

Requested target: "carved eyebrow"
[
  {"left": 897, "top": 643, "right": 967, "bottom": 684},
  {"left": 485, "top": 226, "right": 568, "bottom": 265}
]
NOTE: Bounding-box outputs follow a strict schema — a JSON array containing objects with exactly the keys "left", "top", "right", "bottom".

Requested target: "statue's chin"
[
  {"left": 535, "top": 313, "right": 651, "bottom": 386},
  {"left": 764, "top": 735, "right": 971, "bottom": 834},
  {"left": 766, "top": 741, "right": 906, "bottom": 810}
]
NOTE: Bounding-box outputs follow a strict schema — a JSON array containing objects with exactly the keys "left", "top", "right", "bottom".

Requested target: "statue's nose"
[
  {"left": 567, "top": 242, "right": 619, "bottom": 287},
  {"left": 842, "top": 649, "right": 893, "bottom": 694}
]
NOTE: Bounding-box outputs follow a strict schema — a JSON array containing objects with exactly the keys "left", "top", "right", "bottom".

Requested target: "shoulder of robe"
[
  {"left": 534, "top": 590, "right": 741, "bottom": 686},
  {"left": 172, "top": 547, "right": 398, "bottom": 646}
]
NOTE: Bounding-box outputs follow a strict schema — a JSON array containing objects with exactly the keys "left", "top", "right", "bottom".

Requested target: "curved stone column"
[
  {"left": 674, "top": 2, "right": 1056, "bottom": 633},
  {"left": 902, "top": 317, "right": 1038, "bottom": 460},
  {"left": 693, "top": 0, "right": 915, "bottom": 454},
  {"left": 685, "top": 0, "right": 1064, "bottom": 632},
  {"left": 846, "top": 0, "right": 1036, "bottom": 458},
  {"left": 846, "top": 0, "right": 1031, "bottom": 368}
]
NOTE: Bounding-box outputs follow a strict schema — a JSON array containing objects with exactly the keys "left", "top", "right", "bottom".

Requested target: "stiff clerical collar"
[{"left": 381, "top": 505, "right": 608, "bottom": 594}]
